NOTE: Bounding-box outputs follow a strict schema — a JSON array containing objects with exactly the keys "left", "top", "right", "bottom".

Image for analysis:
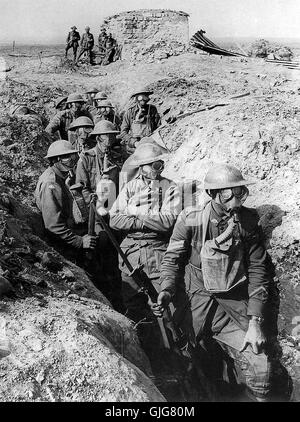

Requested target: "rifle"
[
  {"left": 85, "top": 194, "right": 97, "bottom": 261},
  {"left": 90, "top": 199, "right": 217, "bottom": 400}
]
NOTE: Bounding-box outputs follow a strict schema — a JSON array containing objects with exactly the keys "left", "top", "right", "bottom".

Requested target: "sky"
[{"left": 0, "top": 0, "right": 299, "bottom": 44}]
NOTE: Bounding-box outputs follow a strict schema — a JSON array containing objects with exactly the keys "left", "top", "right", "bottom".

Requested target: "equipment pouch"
[{"left": 200, "top": 203, "right": 246, "bottom": 293}]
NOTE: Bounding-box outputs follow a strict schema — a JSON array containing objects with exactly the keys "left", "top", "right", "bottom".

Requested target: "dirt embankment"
[{"left": 1, "top": 51, "right": 300, "bottom": 400}]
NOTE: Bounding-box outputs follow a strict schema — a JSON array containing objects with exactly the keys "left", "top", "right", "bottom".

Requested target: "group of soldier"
[
  {"left": 65, "top": 25, "right": 119, "bottom": 66},
  {"left": 34, "top": 86, "right": 290, "bottom": 402}
]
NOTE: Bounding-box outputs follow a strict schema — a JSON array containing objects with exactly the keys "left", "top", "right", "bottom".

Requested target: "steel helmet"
[
  {"left": 203, "top": 164, "right": 256, "bottom": 190},
  {"left": 95, "top": 91, "right": 108, "bottom": 101},
  {"left": 85, "top": 87, "right": 99, "bottom": 94},
  {"left": 130, "top": 89, "right": 153, "bottom": 99},
  {"left": 55, "top": 96, "right": 68, "bottom": 109},
  {"left": 66, "top": 93, "right": 85, "bottom": 104},
  {"left": 85, "top": 26, "right": 90, "bottom": 30},
  {"left": 69, "top": 116, "right": 94, "bottom": 131},
  {"left": 71, "top": 26, "right": 77, "bottom": 30},
  {"left": 96, "top": 100, "right": 114, "bottom": 109},
  {"left": 90, "top": 120, "right": 119, "bottom": 136},
  {"left": 45, "top": 140, "right": 79, "bottom": 159},
  {"left": 130, "top": 143, "right": 168, "bottom": 167}
]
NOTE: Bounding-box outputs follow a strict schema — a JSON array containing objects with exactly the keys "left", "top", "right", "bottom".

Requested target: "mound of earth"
[{"left": 0, "top": 191, "right": 164, "bottom": 402}]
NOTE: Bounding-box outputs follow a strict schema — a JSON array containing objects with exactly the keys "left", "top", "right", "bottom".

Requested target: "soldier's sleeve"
[
  {"left": 40, "top": 182, "right": 83, "bottom": 249},
  {"left": 120, "top": 109, "right": 132, "bottom": 142},
  {"left": 160, "top": 209, "right": 192, "bottom": 296},
  {"left": 244, "top": 215, "right": 269, "bottom": 317},
  {"left": 109, "top": 185, "right": 144, "bottom": 231},
  {"left": 141, "top": 184, "right": 182, "bottom": 232},
  {"left": 66, "top": 33, "right": 70, "bottom": 43},
  {"left": 45, "top": 113, "right": 62, "bottom": 137},
  {"left": 75, "top": 156, "right": 92, "bottom": 204}
]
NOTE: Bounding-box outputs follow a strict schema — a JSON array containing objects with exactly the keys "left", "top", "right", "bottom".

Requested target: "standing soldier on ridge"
[
  {"left": 76, "top": 26, "right": 95, "bottom": 65},
  {"left": 65, "top": 26, "right": 80, "bottom": 62},
  {"left": 98, "top": 28, "right": 108, "bottom": 53},
  {"left": 120, "top": 89, "right": 161, "bottom": 155}
]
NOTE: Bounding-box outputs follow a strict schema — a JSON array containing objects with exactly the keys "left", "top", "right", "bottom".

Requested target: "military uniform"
[
  {"left": 65, "top": 29, "right": 80, "bottom": 61},
  {"left": 98, "top": 32, "right": 107, "bottom": 52},
  {"left": 45, "top": 109, "right": 93, "bottom": 142},
  {"left": 34, "top": 166, "right": 86, "bottom": 263},
  {"left": 77, "top": 32, "right": 95, "bottom": 64},
  {"left": 159, "top": 200, "right": 274, "bottom": 400},
  {"left": 75, "top": 145, "right": 123, "bottom": 204},
  {"left": 94, "top": 111, "right": 121, "bottom": 129},
  {"left": 109, "top": 175, "right": 181, "bottom": 322},
  {"left": 102, "top": 36, "right": 116, "bottom": 65},
  {"left": 120, "top": 103, "right": 161, "bottom": 154},
  {"left": 75, "top": 145, "right": 125, "bottom": 309}
]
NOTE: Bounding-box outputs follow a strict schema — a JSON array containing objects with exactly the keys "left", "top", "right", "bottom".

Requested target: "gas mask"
[
  {"left": 57, "top": 153, "right": 78, "bottom": 173},
  {"left": 99, "top": 106, "right": 112, "bottom": 117},
  {"left": 77, "top": 127, "right": 93, "bottom": 150},
  {"left": 140, "top": 160, "right": 164, "bottom": 180},
  {"left": 208, "top": 186, "right": 249, "bottom": 214},
  {"left": 70, "top": 102, "right": 83, "bottom": 116},
  {"left": 96, "top": 134, "right": 114, "bottom": 155},
  {"left": 136, "top": 94, "right": 149, "bottom": 111}
]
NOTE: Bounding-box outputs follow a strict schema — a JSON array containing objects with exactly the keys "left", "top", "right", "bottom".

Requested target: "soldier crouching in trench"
[{"left": 153, "top": 163, "right": 291, "bottom": 402}]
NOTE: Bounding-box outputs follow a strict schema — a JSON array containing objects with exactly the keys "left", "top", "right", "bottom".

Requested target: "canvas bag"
[{"left": 200, "top": 202, "right": 247, "bottom": 293}]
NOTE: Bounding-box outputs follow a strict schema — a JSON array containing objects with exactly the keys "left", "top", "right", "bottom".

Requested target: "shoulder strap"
[{"left": 201, "top": 201, "right": 212, "bottom": 247}]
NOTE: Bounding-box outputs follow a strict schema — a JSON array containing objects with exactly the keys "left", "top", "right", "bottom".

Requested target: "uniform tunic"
[
  {"left": 34, "top": 166, "right": 84, "bottom": 255},
  {"left": 109, "top": 175, "right": 181, "bottom": 321},
  {"left": 159, "top": 200, "right": 273, "bottom": 400}
]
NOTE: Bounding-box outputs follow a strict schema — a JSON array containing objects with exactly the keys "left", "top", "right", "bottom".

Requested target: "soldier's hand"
[
  {"left": 82, "top": 234, "right": 97, "bottom": 250},
  {"left": 240, "top": 319, "right": 266, "bottom": 354},
  {"left": 151, "top": 291, "right": 172, "bottom": 317}
]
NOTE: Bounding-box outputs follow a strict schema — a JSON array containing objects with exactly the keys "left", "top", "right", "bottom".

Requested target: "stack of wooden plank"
[
  {"left": 190, "top": 30, "right": 247, "bottom": 57},
  {"left": 265, "top": 58, "right": 300, "bottom": 70}
]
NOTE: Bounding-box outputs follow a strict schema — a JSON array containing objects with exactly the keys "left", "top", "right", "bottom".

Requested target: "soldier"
[
  {"left": 154, "top": 163, "right": 281, "bottom": 401},
  {"left": 94, "top": 99, "right": 121, "bottom": 129},
  {"left": 54, "top": 96, "right": 68, "bottom": 112},
  {"left": 120, "top": 89, "right": 161, "bottom": 155},
  {"left": 65, "top": 26, "right": 81, "bottom": 62},
  {"left": 94, "top": 91, "right": 108, "bottom": 105},
  {"left": 68, "top": 116, "right": 95, "bottom": 153},
  {"left": 34, "top": 140, "right": 96, "bottom": 263},
  {"left": 45, "top": 93, "right": 93, "bottom": 141},
  {"left": 109, "top": 144, "right": 181, "bottom": 358},
  {"left": 98, "top": 28, "right": 107, "bottom": 53},
  {"left": 76, "top": 120, "right": 124, "bottom": 204},
  {"left": 76, "top": 26, "right": 95, "bottom": 65},
  {"left": 76, "top": 120, "right": 125, "bottom": 310},
  {"left": 84, "top": 87, "right": 99, "bottom": 107},
  {"left": 102, "top": 33, "right": 117, "bottom": 65}
]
